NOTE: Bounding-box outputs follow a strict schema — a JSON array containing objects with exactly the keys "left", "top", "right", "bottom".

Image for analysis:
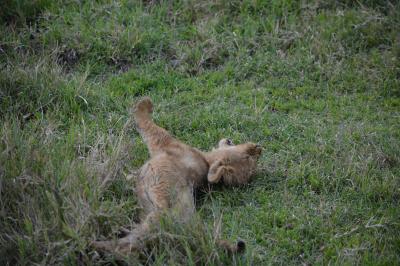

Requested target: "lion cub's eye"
[{"left": 226, "top": 139, "right": 233, "bottom": 146}]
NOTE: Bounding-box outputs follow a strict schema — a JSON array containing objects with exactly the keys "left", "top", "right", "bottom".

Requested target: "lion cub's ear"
[
  {"left": 246, "top": 144, "right": 262, "bottom": 156},
  {"left": 208, "top": 160, "right": 233, "bottom": 184},
  {"left": 218, "top": 138, "right": 234, "bottom": 148}
]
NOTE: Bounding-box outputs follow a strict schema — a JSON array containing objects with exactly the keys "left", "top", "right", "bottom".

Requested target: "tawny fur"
[{"left": 92, "top": 97, "right": 262, "bottom": 255}]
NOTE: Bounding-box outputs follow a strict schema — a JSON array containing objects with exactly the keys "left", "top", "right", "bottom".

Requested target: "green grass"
[{"left": 1, "top": 0, "right": 399, "bottom": 264}]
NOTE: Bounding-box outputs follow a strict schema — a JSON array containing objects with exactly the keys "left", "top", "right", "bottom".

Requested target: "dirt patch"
[
  {"left": 107, "top": 57, "right": 132, "bottom": 73},
  {"left": 57, "top": 47, "right": 79, "bottom": 68}
]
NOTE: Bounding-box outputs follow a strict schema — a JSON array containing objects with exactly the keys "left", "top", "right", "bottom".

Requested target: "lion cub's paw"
[{"left": 134, "top": 97, "right": 153, "bottom": 114}]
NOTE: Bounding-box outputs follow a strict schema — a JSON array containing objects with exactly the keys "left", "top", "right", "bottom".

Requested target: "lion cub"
[{"left": 93, "top": 97, "right": 261, "bottom": 255}]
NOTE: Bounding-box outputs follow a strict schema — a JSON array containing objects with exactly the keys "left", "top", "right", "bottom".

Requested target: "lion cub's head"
[{"left": 207, "top": 139, "right": 262, "bottom": 186}]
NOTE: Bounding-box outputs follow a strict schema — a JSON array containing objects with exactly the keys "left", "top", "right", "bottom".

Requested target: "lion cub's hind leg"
[
  {"left": 132, "top": 97, "right": 175, "bottom": 156},
  {"left": 92, "top": 211, "right": 159, "bottom": 255}
]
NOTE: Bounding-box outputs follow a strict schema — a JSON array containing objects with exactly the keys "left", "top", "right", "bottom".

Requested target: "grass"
[{"left": 0, "top": 0, "right": 399, "bottom": 264}]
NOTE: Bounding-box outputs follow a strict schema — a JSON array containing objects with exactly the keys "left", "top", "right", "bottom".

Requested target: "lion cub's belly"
[
  {"left": 178, "top": 150, "right": 209, "bottom": 186},
  {"left": 136, "top": 150, "right": 208, "bottom": 215}
]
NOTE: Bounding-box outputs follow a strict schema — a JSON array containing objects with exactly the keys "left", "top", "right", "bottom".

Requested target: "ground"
[{"left": 0, "top": 0, "right": 399, "bottom": 265}]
